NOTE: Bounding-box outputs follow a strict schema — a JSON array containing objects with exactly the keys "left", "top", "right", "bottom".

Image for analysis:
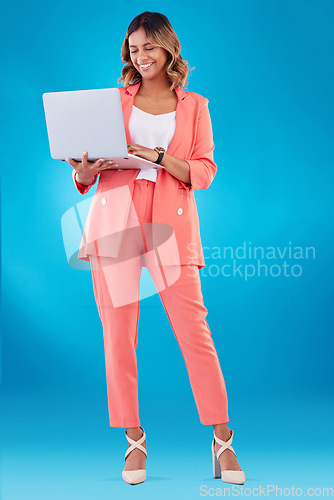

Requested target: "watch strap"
[{"left": 154, "top": 151, "right": 164, "bottom": 164}]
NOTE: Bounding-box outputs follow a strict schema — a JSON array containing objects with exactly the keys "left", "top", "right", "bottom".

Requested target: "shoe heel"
[{"left": 212, "top": 441, "right": 221, "bottom": 478}]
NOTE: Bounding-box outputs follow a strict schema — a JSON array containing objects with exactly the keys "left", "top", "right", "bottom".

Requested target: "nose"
[
  {"left": 134, "top": 49, "right": 152, "bottom": 63},
  {"left": 137, "top": 56, "right": 151, "bottom": 62}
]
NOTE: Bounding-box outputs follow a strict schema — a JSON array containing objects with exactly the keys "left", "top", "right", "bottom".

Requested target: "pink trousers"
[{"left": 89, "top": 178, "right": 229, "bottom": 427}]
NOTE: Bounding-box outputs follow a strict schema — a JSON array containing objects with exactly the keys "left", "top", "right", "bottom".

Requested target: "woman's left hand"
[{"left": 127, "top": 144, "right": 159, "bottom": 163}]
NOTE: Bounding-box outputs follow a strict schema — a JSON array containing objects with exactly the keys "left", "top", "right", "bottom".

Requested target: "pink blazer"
[{"left": 73, "top": 81, "right": 217, "bottom": 269}]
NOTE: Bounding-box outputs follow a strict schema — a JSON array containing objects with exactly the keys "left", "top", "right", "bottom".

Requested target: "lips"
[{"left": 139, "top": 62, "right": 154, "bottom": 70}]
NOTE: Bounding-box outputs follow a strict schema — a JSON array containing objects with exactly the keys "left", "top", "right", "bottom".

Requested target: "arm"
[
  {"left": 72, "top": 168, "right": 98, "bottom": 195},
  {"left": 184, "top": 99, "right": 217, "bottom": 190},
  {"left": 159, "top": 154, "right": 191, "bottom": 185},
  {"left": 159, "top": 99, "right": 217, "bottom": 190}
]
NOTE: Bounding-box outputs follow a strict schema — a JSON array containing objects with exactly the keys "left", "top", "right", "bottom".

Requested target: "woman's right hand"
[{"left": 65, "top": 151, "right": 119, "bottom": 184}]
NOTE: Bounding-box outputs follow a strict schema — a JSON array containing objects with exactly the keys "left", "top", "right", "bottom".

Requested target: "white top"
[{"left": 129, "top": 105, "right": 176, "bottom": 182}]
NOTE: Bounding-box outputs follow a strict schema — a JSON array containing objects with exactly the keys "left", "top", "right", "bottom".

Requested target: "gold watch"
[{"left": 154, "top": 146, "right": 166, "bottom": 164}]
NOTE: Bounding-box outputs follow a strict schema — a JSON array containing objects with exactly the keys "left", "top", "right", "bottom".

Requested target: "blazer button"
[
  {"left": 101, "top": 197, "right": 106, "bottom": 205},
  {"left": 177, "top": 208, "right": 183, "bottom": 215}
]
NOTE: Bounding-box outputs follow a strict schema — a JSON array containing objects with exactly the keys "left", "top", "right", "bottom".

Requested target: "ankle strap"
[
  {"left": 124, "top": 427, "right": 147, "bottom": 460},
  {"left": 213, "top": 429, "right": 236, "bottom": 459}
]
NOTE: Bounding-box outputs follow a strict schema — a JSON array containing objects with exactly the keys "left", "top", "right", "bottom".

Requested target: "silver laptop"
[{"left": 42, "top": 88, "right": 162, "bottom": 169}]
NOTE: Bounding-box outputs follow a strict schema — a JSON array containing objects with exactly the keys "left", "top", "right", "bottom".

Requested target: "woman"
[{"left": 66, "top": 11, "right": 246, "bottom": 486}]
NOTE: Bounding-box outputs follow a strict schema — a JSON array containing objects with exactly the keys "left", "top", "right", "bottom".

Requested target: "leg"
[
  {"left": 143, "top": 260, "right": 243, "bottom": 472},
  {"left": 89, "top": 253, "right": 143, "bottom": 428},
  {"left": 88, "top": 180, "right": 155, "bottom": 427},
  {"left": 88, "top": 180, "right": 155, "bottom": 479},
  {"left": 143, "top": 259, "right": 229, "bottom": 425}
]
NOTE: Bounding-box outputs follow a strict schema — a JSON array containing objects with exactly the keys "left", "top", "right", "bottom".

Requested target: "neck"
[{"left": 138, "top": 76, "right": 173, "bottom": 96}]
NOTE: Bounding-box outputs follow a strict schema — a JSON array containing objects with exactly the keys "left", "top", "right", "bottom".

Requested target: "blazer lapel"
[
  {"left": 167, "top": 85, "right": 189, "bottom": 157},
  {"left": 120, "top": 82, "right": 140, "bottom": 145}
]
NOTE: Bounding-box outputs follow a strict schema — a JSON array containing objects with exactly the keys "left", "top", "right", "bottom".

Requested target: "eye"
[{"left": 130, "top": 47, "right": 155, "bottom": 53}]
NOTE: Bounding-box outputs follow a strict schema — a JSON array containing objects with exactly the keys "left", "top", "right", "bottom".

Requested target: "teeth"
[{"left": 140, "top": 62, "right": 153, "bottom": 68}]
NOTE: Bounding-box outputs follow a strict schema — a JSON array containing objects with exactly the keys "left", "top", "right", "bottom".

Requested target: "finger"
[
  {"left": 82, "top": 151, "right": 89, "bottom": 168},
  {"left": 104, "top": 161, "right": 119, "bottom": 168},
  {"left": 101, "top": 160, "right": 118, "bottom": 165},
  {"left": 101, "top": 162, "right": 119, "bottom": 169},
  {"left": 95, "top": 158, "right": 106, "bottom": 167},
  {"left": 66, "top": 158, "right": 78, "bottom": 167}
]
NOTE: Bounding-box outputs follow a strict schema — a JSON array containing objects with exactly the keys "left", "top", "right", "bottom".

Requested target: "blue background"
[{"left": 1, "top": 0, "right": 334, "bottom": 498}]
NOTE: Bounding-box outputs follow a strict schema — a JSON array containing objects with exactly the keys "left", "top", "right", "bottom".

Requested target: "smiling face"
[{"left": 128, "top": 26, "right": 169, "bottom": 81}]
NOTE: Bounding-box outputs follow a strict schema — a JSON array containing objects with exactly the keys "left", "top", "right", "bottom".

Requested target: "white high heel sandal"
[
  {"left": 212, "top": 429, "right": 246, "bottom": 485},
  {"left": 122, "top": 426, "right": 147, "bottom": 485}
]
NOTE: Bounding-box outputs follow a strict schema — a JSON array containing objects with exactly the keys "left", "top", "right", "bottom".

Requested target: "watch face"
[{"left": 155, "top": 147, "right": 165, "bottom": 153}]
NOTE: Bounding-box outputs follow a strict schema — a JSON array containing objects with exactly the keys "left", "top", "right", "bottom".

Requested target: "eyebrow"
[{"left": 129, "top": 42, "right": 153, "bottom": 48}]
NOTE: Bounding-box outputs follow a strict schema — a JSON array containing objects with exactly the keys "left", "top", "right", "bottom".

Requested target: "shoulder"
[
  {"left": 182, "top": 89, "right": 209, "bottom": 109},
  {"left": 181, "top": 91, "right": 210, "bottom": 121}
]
